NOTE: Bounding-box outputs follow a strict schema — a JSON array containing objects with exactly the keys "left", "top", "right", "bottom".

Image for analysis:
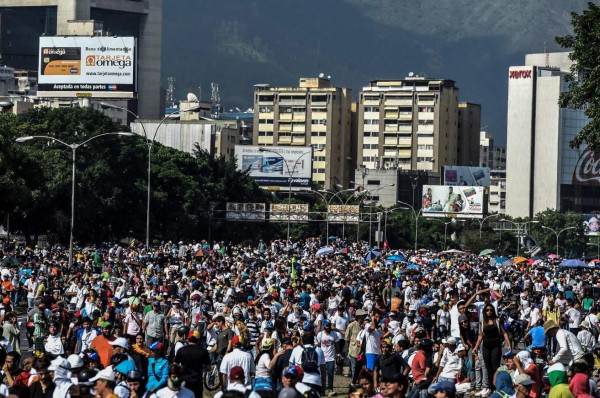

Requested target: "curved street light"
[
  {"left": 397, "top": 200, "right": 423, "bottom": 252},
  {"left": 258, "top": 146, "right": 323, "bottom": 247},
  {"left": 542, "top": 225, "right": 576, "bottom": 258},
  {"left": 15, "top": 132, "right": 135, "bottom": 268},
  {"left": 477, "top": 213, "right": 500, "bottom": 239},
  {"left": 318, "top": 187, "right": 356, "bottom": 240},
  {"left": 100, "top": 102, "right": 203, "bottom": 248}
]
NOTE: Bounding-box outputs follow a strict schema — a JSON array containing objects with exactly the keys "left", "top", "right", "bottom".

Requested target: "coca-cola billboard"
[{"left": 572, "top": 147, "right": 600, "bottom": 185}]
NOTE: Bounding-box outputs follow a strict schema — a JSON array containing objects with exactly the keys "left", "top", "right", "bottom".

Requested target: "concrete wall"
[{"left": 506, "top": 65, "right": 536, "bottom": 218}]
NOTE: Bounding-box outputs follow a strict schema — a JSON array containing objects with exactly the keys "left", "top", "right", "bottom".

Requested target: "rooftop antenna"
[{"left": 166, "top": 77, "right": 175, "bottom": 108}]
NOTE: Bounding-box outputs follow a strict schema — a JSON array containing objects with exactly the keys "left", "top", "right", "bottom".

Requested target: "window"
[
  {"left": 311, "top": 119, "right": 327, "bottom": 125},
  {"left": 312, "top": 168, "right": 325, "bottom": 174},
  {"left": 258, "top": 131, "right": 273, "bottom": 137},
  {"left": 364, "top": 119, "right": 380, "bottom": 125},
  {"left": 362, "top": 144, "right": 378, "bottom": 150},
  {"left": 367, "top": 180, "right": 381, "bottom": 185},
  {"left": 363, "top": 156, "right": 377, "bottom": 163},
  {"left": 364, "top": 106, "right": 380, "bottom": 112},
  {"left": 259, "top": 106, "right": 273, "bottom": 113},
  {"left": 364, "top": 96, "right": 379, "bottom": 102},
  {"left": 417, "top": 145, "right": 434, "bottom": 150},
  {"left": 364, "top": 131, "right": 379, "bottom": 137},
  {"left": 259, "top": 119, "right": 273, "bottom": 124},
  {"left": 313, "top": 156, "right": 326, "bottom": 162},
  {"left": 419, "top": 106, "right": 434, "bottom": 112},
  {"left": 417, "top": 157, "right": 434, "bottom": 162},
  {"left": 311, "top": 131, "right": 327, "bottom": 137}
]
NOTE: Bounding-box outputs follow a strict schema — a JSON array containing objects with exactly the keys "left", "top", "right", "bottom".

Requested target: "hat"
[
  {"left": 114, "top": 360, "right": 136, "bottom": 375},
  {"left": 109, "top": 337, "right": 129, "bottom": 350},
  {"left": 503, "top": 350, "right": 516, "bottom": 358},
  {"left": 446, "top": 337, "right": 457, "bottom": 345},
  {"left": 430, "top": 381, "right": 456, "bottom": 394},
  {"left": 456, "top": 344, "right": 466, "bottom": 353},
  {"left": 388, "top": 311, "right": 398, "bottom": 317},
  {"left": 355, "top": 309, "right": 367, "bottom": 317},
  {"left": 458, "top": 314, "right": 468, "bottom": 323},
  {"left": 67, "top": 354, "right": 84, "bottom": 369},
  {"left": 323, "top": 319, "right": 331, "bottom": 327},
  {"left": 544, "top": 320, "right": 559, "bottom": 334},
  {"left": 89, "top": 368, "right": 116, "bottom": 382},
  {"left": 99, "top": 321, "right": 111, "bottom": 329},
  {"left": 514, "top": 374, "right": 535, "bottom": 386},
  {"left": 48, "top": 357, "right": 71, "bottom": 371},
  {"left": 254, "top": 379, "right": 273, "bottom": 392},
  {"left": 232, "top": 335, "right": 241, "bottom": 346},
  {"left": 262, "top": 338, "right": 275, "bottom": 350},
  {"left": 580, "top": 320, "right": 590, "bottom": 329},
  {"left": 312, "top": 303, "right": 321, "bottom": 310},
  {"left": 149, "top": 341, "right": 164, "bottom": 351},
  {"left": 229, "top": 366, "right": 244, "bottom": 380},
  {"left": 283, "top": 365, "right": 300, "bottom": 378}
]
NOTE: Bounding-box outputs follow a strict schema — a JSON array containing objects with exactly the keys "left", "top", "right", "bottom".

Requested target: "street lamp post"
[
  {"left": 318, "top": 188, "right": 356, "bottom": 241},
  {"left": 542, "top": 225, "right": 576, "bottom": 258},
  {"left": 478, "top": 214, "right": 500, "bottom": 239},
  {"left": 100, "top": 102, "right": 202, "bottom": 249},
  {"left": 397, "top": 200, "right": 422, "bottom": 252},
  {"left": 383, "top": 206, "right": 406, "bottom": 245},
  {"left": 500, "top": 219, "right": 539, "bottom": 257},
  {"left": 258, "top": 146, "right": 320, "bottom": 248},
  {"left": 432, "top": 219, "right": 466, "bottom": 250},
  {"left": 359, "top": 184, "right": 395, "bottom": 246},
  {"left": 16, "top": 132, "right": 134, "bottom": 268}
]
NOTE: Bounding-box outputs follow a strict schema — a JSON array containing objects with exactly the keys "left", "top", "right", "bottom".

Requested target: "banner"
[
  {"left": 583, "top": 214, "right": 600, "bottom": 236},
  {"left": 235, "top": 145, "right": 312, "bottom": 190},
  {"left": 444, "top": 166, "right": 490, "bottom": 186},
  {"left": 270, "top": 204, "right": 309, "bottom": 221},
  {"left": 327, "top": 205, "right": 360, "bottom": 223},
  {"left": 421, "top": 185, "right": 485, "bottom": 218},
  {"left": 38, "top": 36, "right": 136, "bottom": 98},
  {"left": 226, "top": 203, "right": 266, "bottom": 221}
]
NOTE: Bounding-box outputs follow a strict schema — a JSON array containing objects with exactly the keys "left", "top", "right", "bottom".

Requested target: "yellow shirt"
[{"left": 544, "top": 306, "right": 561, "bottom": 323}]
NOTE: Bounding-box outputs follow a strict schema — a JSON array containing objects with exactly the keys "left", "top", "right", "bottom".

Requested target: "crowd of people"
[{"left": 0, "top": 237, "right": 598, "bottom": 398}]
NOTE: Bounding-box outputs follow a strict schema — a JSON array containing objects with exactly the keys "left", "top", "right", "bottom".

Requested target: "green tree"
[
  {"left": 556, "top": 2, "right": 600, "bottom": 150},
  {"left": 530, "top": 209, "right": 586, "bottom": 257}
]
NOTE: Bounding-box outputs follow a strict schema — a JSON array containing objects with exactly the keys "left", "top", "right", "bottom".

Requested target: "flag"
[
  {"left": 291, "top": 257, "right": 297, "bottom": 280},
  {"left": 383, "top": 240, "right": 389, "bottom": 251}
]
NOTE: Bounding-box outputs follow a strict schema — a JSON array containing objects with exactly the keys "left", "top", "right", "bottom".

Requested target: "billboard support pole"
[{"left": 259, "top": 146, "right": 320, "bottom": 249}]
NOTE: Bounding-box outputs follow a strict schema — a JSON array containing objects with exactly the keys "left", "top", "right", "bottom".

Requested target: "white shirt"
[
  {"left": 358, "top": 325, "right": 383, "bottom": 355},
  {"left": 316, "top": 331, "right": 339, "bottom": 362},
  {"left": 437, "top": 310, "right": 450, "bottom": 327},
  {"left": 256, "top": 353, "right": 271, "bottom": 378},
  {"left": 439, "top": 347, "right": 463, "bottom": 379},
  {"left": 553, "top": 329, "right": 585, "bottom": 366},
  {"left": 44, "top": 334, "right": 64, "bottom": 356},
  {"left": 450, "top": 305, "right": 461, "bottom": 338},
  {"left": 566, "top": 308, "right": 581, "bottom": 328},
  {"left": 155, "top": 386, "right": 196, "bottom": 398},
  {"left": 289, "top": 345, "right": 325, "bottom": 386},
  {"left": 220, "top": 349, "right": 255, "bottom": 385}
]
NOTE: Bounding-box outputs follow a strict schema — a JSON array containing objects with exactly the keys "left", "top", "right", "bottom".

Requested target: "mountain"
[{"left": 162, "top": 0, "right": 590, "bottom": 146}]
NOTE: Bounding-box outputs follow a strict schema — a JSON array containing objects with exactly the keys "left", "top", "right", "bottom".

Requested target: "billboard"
[
  {"left": 584, "top": 214, "right": 600, "bottom": 236},
  {"left": 226, "top": 203, "right": 266, "bottom": 221},
  {"left": 270, "top": 204, "right": 309, "bottom": 221},
  {"left": 421, "top": 185, "right": 486, "bottom": 218},
  {"left": 38, "top": 36, "right": 136, "bottom": 98},
  {"left": 444, "top": 166, "right": 490, "bottom": 186},
  {"left": 235, "top": 145, "right": 312, "bottom": 191},
  {"left": 327, "top": 205, "right": 360, "bottom": 223}
]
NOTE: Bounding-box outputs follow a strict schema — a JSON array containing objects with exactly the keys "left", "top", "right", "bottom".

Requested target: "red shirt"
[{"left": 411, "top": 350, "right": 427, "bottom": 383}]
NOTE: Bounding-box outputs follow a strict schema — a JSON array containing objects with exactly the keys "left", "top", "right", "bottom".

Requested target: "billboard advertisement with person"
[{"left": 422, "top": 185, "right": 486, "bottom": 218}]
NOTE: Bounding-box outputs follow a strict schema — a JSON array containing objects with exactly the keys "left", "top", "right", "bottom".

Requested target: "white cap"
[
  {"left": 67, "top": 354, "right": 84, "bottom": 369},
  {"left": 109, "top": 337, "right": 129, "bottom": 350},
  {"left": 89, "top": 368, "right": 116, "bottom": 382},
  {"left": 456, "top": 344, "right": 466, "bottom": 352}
]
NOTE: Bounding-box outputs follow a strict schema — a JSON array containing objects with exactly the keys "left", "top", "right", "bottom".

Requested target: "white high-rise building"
[{"left": 505, "top": 52, "right": 593, "bottom": 218}]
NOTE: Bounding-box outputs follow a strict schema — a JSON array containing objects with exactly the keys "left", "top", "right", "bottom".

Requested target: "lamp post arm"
[{"left": 24, "top": 135, "right": 71, "bottom": 148}]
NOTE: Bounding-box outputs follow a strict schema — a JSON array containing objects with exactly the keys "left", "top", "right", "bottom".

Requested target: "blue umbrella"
[
  {"left": 431, "top": 259, "right": 441, "bottom": 264},
  {"left": 492, "top": 256, "right": 509, "bottom": 266},
  {"left": 559, "top": 259, "right": 588, "bottom": 268},
  {"left": 387, "top": 254, "right": 407, "bottom": 262},
  {"left": 364, "top": 249, "right": 382, "bottom": 263},
  {"left": 316, "top": 247, "right": 334, "bottom": 257},
  {"left": 406, "top": 264, "right": 420, "bottom": 270}
]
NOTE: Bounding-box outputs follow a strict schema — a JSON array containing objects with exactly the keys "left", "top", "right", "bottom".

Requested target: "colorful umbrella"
[
  {"left": 387, "top": 254, "right": 407, "bottom": 262},
  {"left": 513, "top": 256, "right": 528, "bottom": 265},
  {"left": 364, "top": 249, "right": 382, "bottom": 263},
  {"left": 547, "top": 254, "right": 559, "bottom": 259},
  {"left": 479, "top": 249, "right": 495, "bottom": 256}
]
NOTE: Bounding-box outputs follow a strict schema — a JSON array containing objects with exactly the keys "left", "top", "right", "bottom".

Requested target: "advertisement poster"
[
  {"left": 270, "top": 204, "right": 309, "bottom": 221},
  {"left": 422, "top": 185, "right": 485, "bottom": 218},
  {"left": 584, "top": 214, "right": 600, "bottom": 236},
  {"left": 444, "top": 166, "right": 491, "bottom": 186},
  {"left": 38, "top": 36, "right": 136, "bottom": 98},
  {"left": 226, "top": 203, "right": 266, "bottom": 221},
  {"left": 235, "top": 145, "right": 312, "bottom": 190}
]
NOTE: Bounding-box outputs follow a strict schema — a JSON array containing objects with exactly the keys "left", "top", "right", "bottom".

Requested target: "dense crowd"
[{"left": 0, "top": 237, "right": 598, "bottom": 398}]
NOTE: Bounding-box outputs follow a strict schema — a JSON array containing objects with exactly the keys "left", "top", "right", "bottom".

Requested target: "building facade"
[
  {"left": 252, "top": 77, "right": 354, "bottom": 189},
  {"left": 506, "top": 52, "right": 597, "bottom": 218},
  {"left": 488, "top": 170, "right": 506, "bottom": 214},
  {"left": 479, "top": 130, "right": 506, "bottom": 170},
  {"left": 0, "top": 0, "right": 162, "bottom": 119},
  {"left": 356, "top": 77, "right": 480, "bottom": 175}
]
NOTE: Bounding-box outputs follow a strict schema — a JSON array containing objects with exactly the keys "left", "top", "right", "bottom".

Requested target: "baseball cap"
[
  {"left": 109, "top": 337, "right": 129, "bottom": 350},
  {"left": 430, "top": 381, "right": 456, "bottom": 394},
  {"left": 149, "top": 341, "right": 164, "bottom": 351},
  {"left": 514, "top": 374, "right": 535, "bottom": 386},
  {"left": 456, "top": 344, "right": 466, "bottom": 353},
  {"left": 229, "top": 366, "right": 244, "bottom": 380},
  {"left": 232, "top": 335, "right": 241, "bottom": 346},
  {"left": 446, "top": 337, "right": 457, "bottom": 345},
  {"left": 89, "top": 368, "right": 116, "bottom": 382}
]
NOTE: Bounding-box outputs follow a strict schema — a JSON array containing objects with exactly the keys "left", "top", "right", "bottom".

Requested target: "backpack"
[{"left": 301, "top": 346, "right": 319, "bottom": 373}]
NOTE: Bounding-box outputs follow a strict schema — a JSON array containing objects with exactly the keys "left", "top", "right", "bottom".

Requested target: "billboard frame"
[
  {"left": 443, "top": 166, "right": 491, "bottom": 187},
  {"left": 421, "top": 185, "right": 487, "bottom": 219}
]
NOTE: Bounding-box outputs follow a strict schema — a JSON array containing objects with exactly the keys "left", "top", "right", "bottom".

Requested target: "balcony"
[
  {"left": 384, "top": 137, "right": 398, "bottom": 146},
  {"left": 278, "top": 136, "right": 292, "bottom": 144},
  {"left": 258, "top": 136, "right": 274, "bottom": 145},
  {"left": 398, "top": 138, "right": 412, "bottom": 147},
  {"left": 384, "top": 111, "right": 399, "bottom": 119}
]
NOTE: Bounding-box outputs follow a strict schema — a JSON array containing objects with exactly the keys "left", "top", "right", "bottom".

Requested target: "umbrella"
[
  {"left": 513, "top": 256, "right": 528, "bottom": 265},
  {"left": 401, "top": 264, "right": 421, "bottom": 274},
  {"left": 328, "top": 236, "right": 337, "bottom": 240},
  {"left": 337, "top": 248, "right": 349, "bottom": 254},
  {"left": 364, "top": 249, "right": 382, "bottom": 263},
  {"left": 442, "top": 249, "right": 465, "bottom": 254},
  {"left": 370, "top": 271, "right": 388, "bottom": 281},
  {"left": 548, "top": 254, "right": 559, "bottom": 259},
  {"left": 559, "top": 259, "right": 588, "bottom": 268},
  {"left": 479, "top": 249, "right": 496, "bottom": 256},
  {"left": 195, "top": 249, "right": 208, "bottom": 257},
  {"left": 1, "top": 257, "right": 21, "bottom": 267},
  {"left": 316, "top": 247, "right": 334, "bottom": 257},
  {"left": 387, "top": 254, "right": 407, "bottom": 262},
  {"left": 491, "top": 256, "right": 509, "bottom": 266}
]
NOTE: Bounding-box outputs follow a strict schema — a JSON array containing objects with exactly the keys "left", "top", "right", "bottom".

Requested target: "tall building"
[
  {"left": 0, "top": 0, "right": 163, "bottom": 119},
  {"left": 479, "top": 130, "right": 506, "bottom": 170},
  {"left": 489, "top": 170, "right": 506, "bottom": 214},
  {"left": 506, "top": 52, "right": 596, "bottom": 218},
  {"left": 252, "top": 77, "right": 354, "bottom": 189},
  {"left": 356, "top": 76, "right": 480, "bottom": 175}
]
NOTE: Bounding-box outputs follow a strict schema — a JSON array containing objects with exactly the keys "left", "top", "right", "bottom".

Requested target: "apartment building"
[
  {"left": 252, "top": 77, "right": 353, "bottom": 189},
  {"left": 356, "top": 76, "right": 480, "bottom": 175}
]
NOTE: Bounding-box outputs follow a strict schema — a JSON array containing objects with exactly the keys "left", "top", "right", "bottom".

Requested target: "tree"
[
  {"left": 556, "top": 2, "right": 600, "bottom": 150},
  {"left": 530, "top": 209, "right": 586, "bottom": 257}
]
